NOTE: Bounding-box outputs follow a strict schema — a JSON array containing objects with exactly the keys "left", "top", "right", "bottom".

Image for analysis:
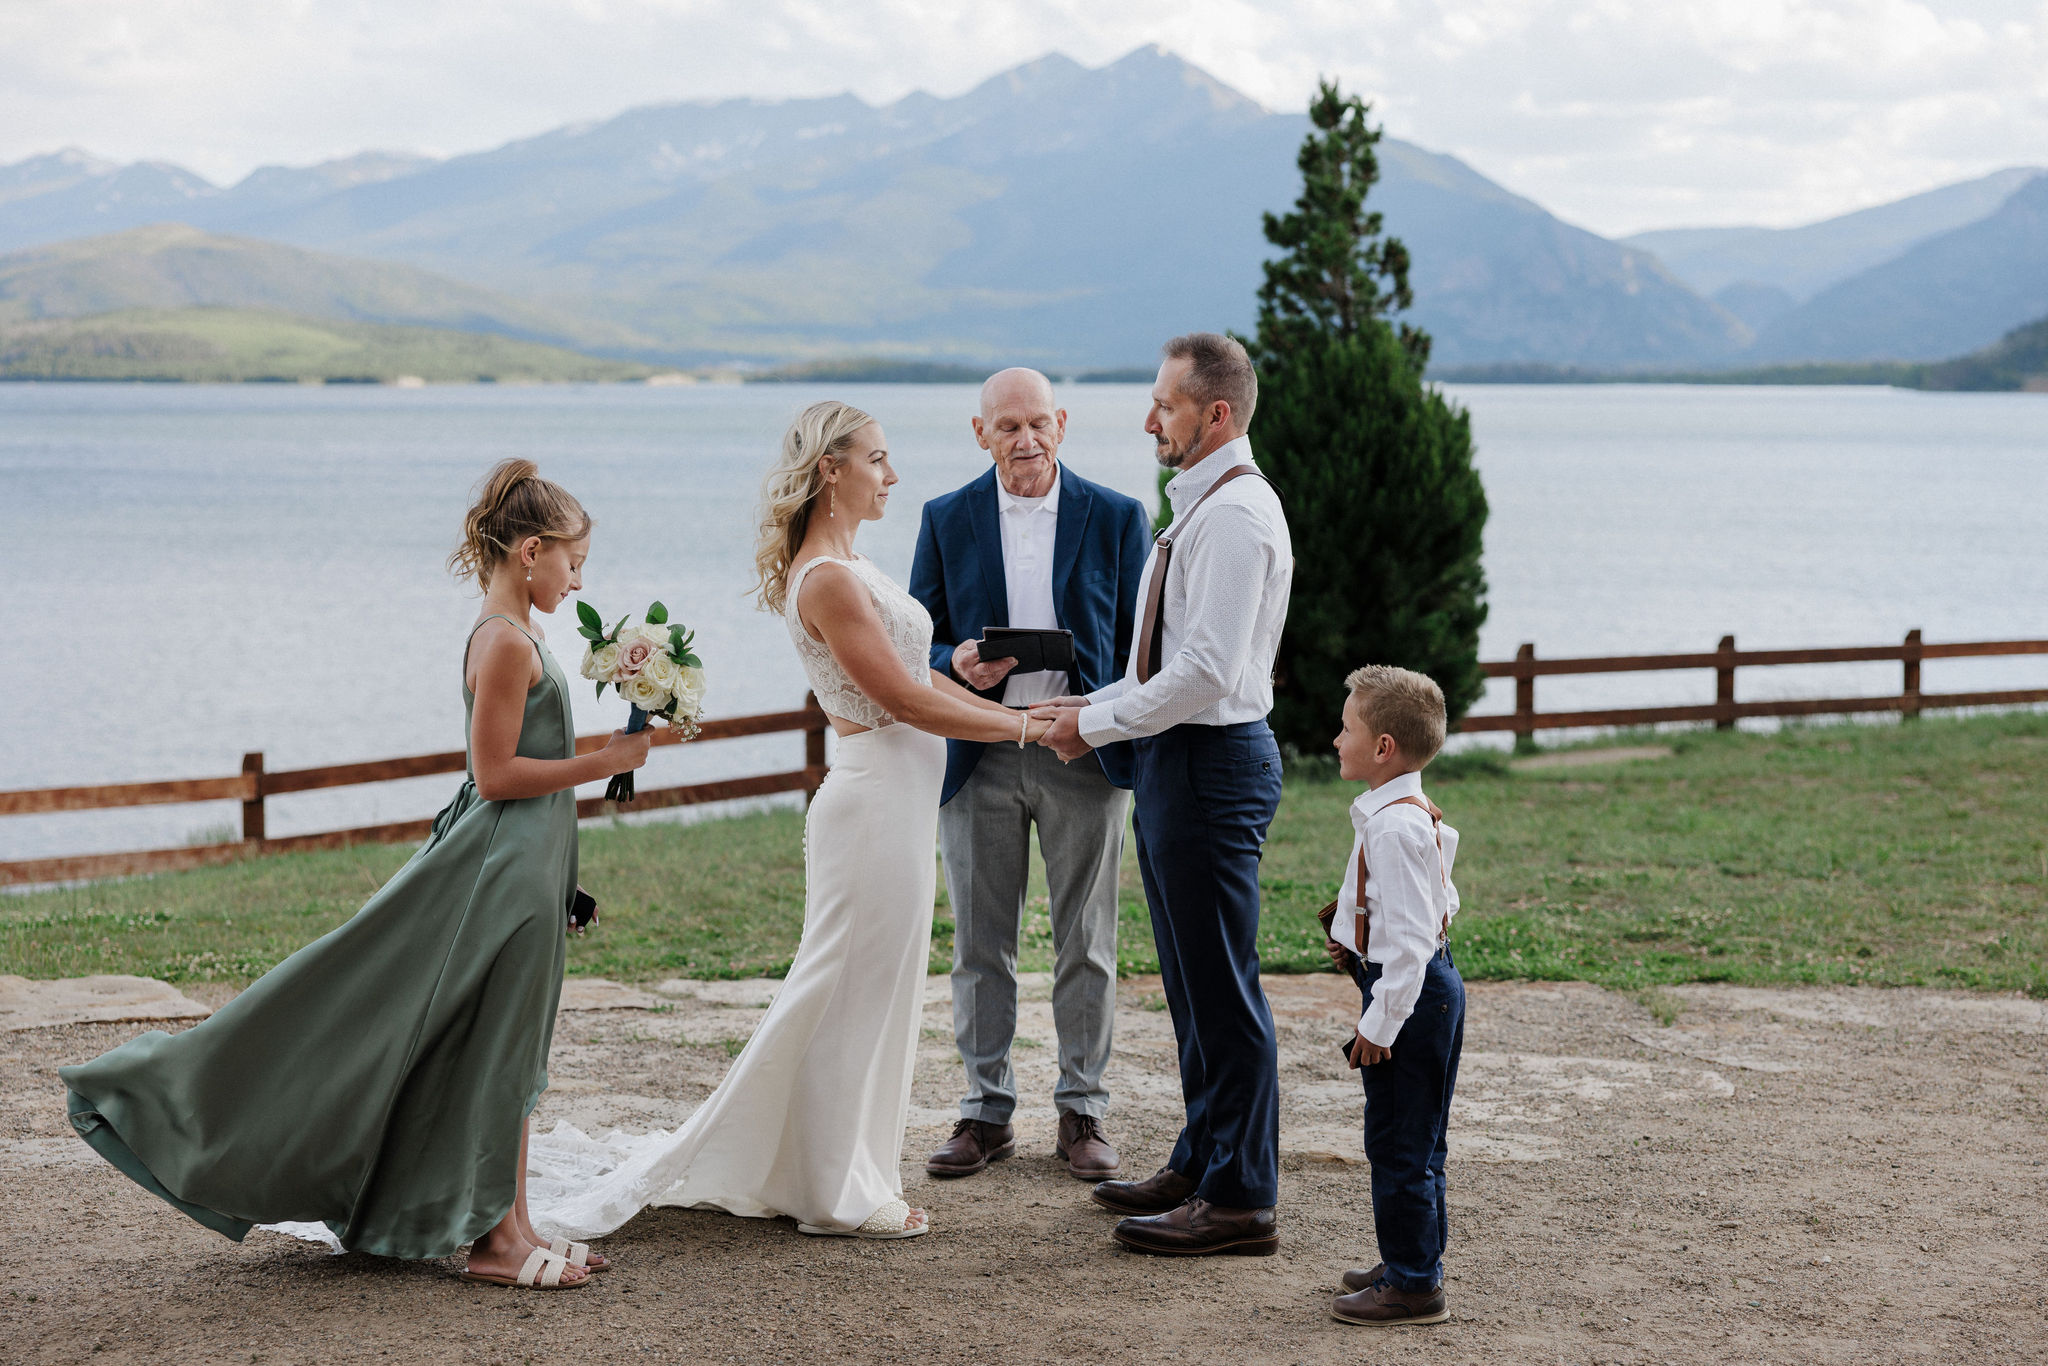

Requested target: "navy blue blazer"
[{"left": 910, "top": 465, "right": 1152, "bottom": 805}]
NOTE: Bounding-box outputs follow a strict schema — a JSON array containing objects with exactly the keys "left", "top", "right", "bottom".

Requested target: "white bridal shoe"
[{"left": 797, "top": 1199, "right": 930, "bottom": 1240}]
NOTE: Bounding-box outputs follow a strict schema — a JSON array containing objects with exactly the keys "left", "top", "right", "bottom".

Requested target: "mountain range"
[
  {"left": 0, "top": 47, "right": 2040, "bottom": 372},
  {"left": 1625, "top": 167, "right": 2048, "bottom": 363}
]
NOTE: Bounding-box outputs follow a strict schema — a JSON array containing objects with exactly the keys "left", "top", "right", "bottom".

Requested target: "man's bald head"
[
  {"left": 973, "top": 367, "right": 1066, "bottom": 498},
  {"left": 979, "top": 366, "right": 1056, "bottom": 418}
]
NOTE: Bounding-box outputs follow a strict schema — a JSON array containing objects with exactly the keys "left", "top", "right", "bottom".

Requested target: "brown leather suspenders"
[
  {"left": 1317, "top": 796, "right": 1449, "bottom": 956},
  {"left": 1133, "top": 464, "right": 1272, "bottom": 683}
]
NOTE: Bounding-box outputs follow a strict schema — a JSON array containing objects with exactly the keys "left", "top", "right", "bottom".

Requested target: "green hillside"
[
  {"left": 1915, "top": 314, "right": 2048, "bottom": 391},
  {"left": 0, "top": 307, "right": 655, "bottom": 382},
  {"left": 0, "top": 223, "right": 647, "bottom": 353},
  {"left": 1433, "top": 322, "right": 2048, "bottom": 391}
]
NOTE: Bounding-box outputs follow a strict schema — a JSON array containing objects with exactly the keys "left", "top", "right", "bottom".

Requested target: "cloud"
[{"left": 0, "top": 0, "right": 2042, "bottom": 234}]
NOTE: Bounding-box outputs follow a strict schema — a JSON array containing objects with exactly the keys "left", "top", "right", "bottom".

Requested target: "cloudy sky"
[{"left": 3, "top": 0, "right": 2043, "bottom": 236}]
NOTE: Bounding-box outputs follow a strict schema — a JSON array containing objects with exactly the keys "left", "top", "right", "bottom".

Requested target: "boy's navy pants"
[{"left": 1350, "top": 946, "right": 1465, "bottom": 1291}]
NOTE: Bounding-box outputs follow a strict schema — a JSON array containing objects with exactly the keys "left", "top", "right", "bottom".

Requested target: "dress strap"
[
  {"left": 785, "top": 555, "right": 862, "bottom": 631},
  {"left": 786, "top": 554, "right": 857, "bottom": 601},
  {"left": 463, "top": 613, "right": 543, "bottom": 677}
]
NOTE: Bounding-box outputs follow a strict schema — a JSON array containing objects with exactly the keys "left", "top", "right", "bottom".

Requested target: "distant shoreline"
[{"left": 3, "top": 306, "right": 2040, "bottom": 392}]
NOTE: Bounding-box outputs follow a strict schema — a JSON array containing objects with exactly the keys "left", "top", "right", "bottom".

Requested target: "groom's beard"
[{"left": 1154, "top": 427, "right": 1201, "bottom": 469}]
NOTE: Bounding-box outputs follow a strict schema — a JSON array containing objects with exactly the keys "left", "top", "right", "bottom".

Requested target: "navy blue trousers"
[
  {"left": 1351, "top": 948, "right": 1465, "bottom": 1291},
  {"left": 1130, "top": 720, "right": 1283, "bottom": 1209}
]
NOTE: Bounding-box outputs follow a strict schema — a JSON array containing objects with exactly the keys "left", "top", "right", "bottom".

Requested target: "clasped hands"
[
  {"left": 954, "top": 641, "right": 1094, "bottom": 761},
  {"left": 1025, "top": 696, "right": 1093, "bottom": 762}
]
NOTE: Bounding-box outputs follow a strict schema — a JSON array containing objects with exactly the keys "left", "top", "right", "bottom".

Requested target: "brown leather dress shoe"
[
  {"left": 925, "top": 1118, "right": 1016, "bottom": 1177},
  {"left": 1339, "top": 1262, "right": 1387, "bottom": 1292},
  {"left": 1111, "top": 1198, "right": 1278, "bottom": 1257},
  {"left": 1330, "top": 1278, "right": 1450, "bottom": 1326},
  {"left": 1055, "top": 1112, "right": 1121, "bottom": 1181},
  {"left": 1089, "top": 1164, "right": 1196, "bottom": 1215}
]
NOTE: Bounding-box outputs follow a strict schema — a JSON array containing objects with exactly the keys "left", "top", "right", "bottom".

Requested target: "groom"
[{"left": 1036, "top": 332, "right": 1293, "bottom": 1256}]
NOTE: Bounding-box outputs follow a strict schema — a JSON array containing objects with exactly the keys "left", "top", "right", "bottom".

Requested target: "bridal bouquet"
[{"left": 576, "top": 599, "right": 706, "bottom": 802}]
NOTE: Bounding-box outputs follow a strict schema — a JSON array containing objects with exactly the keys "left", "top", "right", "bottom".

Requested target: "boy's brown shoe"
[
  {"left": 1338, "top": 1262, "right": 1386, "bottom": 1292},
  {"left": 925, "top": 1119, "right": 1015, "bottom": 1177},
  {"left": 1330, "top": 1278, "right": 1450, "bottom": 1326}
]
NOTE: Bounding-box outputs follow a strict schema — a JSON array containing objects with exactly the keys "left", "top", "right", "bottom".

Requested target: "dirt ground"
[{"left": 4, "top": 970, "right": 2045, "bottom": 1366}]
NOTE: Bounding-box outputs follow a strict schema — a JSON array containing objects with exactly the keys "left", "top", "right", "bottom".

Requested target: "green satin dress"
[{"left": 60, "top": 615, "right": 576, "bottom": 1259}]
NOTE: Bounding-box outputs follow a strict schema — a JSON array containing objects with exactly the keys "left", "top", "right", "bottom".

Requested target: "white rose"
[
  {"left": 671, "top": 665, "right": 708, "bottom": 716},
  {"left": 580, "top": 641, "right": 622, "bottom": 681},
  {"left": 620, "top": 672, "right": 671, "bottom": 710},
  {"left": 631, "top": 623, "right": 672, "bottom": 652},
  {"left": 640, "top": 651, "right": 684, "bottom": 693}
]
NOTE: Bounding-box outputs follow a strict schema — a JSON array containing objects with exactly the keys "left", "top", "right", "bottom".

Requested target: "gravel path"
[{"left": 5, "top": 972, "right": 2045, "bottom": 1364}]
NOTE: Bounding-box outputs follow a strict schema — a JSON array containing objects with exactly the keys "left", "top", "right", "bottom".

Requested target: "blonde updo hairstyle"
[
  {"left": 448, "top": 458, "right": 592, "bottom": 589},
  {"left": 752, "top": 400, "right": 876, "bottom": 613}
]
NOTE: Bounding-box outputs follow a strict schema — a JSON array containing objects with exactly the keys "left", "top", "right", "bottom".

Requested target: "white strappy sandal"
[
  {"left": 459, "top": 1247, "right": 587, "bottom": 1289},
  {"left": 797, "top": 1199, "right": 930, "bottom": 1240},
  {"left": 548, "top": 1237, "right": 609, "bottom": 1272}
]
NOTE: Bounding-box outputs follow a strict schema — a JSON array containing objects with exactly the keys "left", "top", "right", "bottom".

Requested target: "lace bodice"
[{"left": 784, "top": 555, "right": 934, "bottom": 728}]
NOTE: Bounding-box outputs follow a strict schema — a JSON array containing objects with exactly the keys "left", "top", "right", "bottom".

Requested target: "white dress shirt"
[
  {"left": 1076, "top": 436, "right": 1292, "bottom": 746},
  {"left": 1328, "top": 770, "right": 1462, "bottom": 1047},
  {"left": 995, "top": 463, "right": 1067, "bottom": 707}
]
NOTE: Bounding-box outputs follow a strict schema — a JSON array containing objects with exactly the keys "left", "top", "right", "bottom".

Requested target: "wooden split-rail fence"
[
  {"left": 3, "top": 631, "right": 2045, "bottom": 887},
  {"left": 0, "top": 698, "right": 829, "bottom": 887},
  {"left": 1457, "top": 630, "right": 2048, "bottom": 744}
]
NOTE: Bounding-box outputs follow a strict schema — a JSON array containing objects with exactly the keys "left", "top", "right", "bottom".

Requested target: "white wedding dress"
[{"left": 526, "top": 554, "right": 948, "bottom": 1236}]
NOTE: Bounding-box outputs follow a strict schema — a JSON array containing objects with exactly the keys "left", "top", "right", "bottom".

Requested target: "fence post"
[
  {"left": 802, "top": 692, "right": 828, "bottom": 803},
  {"left": 241, "top": 751, "right": 266, "bottom": 843},
  {"left": 1512, "top": 643, "right": 1536, "bottom": 750},
  {"left": 1714, "top": 635, "right": 1737, "bottom": 731},
  {"left": 1902, "top": 628, "right": 1923, "bottom": 720}
]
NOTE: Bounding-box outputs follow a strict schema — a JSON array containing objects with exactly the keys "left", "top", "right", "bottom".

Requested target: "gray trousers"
[{"left": 938, "top": 741, "right": 1128, "bottom": 1124}]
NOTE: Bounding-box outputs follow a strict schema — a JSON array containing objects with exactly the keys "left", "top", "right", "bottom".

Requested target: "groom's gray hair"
[{"left": 1163, "top": 332, "right": 1257, "bottom": 429}]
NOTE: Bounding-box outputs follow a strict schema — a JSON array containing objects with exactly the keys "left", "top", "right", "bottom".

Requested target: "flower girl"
[{"left": 60, "top": 458, "right": 650, "bottom": 1290}]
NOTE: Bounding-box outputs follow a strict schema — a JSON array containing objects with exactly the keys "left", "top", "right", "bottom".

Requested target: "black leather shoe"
[
  {"left": 925, "top": 1118, "right": 1016, "bottom": 1177},
  {"left": 1089, "top": 1164, "right": 1196, "bottom": 1215},
  {"left": 1111, "top": 1198, "right": 1278, "bottom": 1257}
]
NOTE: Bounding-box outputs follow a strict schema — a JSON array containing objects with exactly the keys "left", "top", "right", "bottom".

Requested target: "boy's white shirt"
[{"left": 1329, "top": 769, "right": 1461, "bottom": 1047}]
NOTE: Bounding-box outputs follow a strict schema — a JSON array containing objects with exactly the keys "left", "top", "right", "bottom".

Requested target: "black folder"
[{"left": 977, "top": 627, "right": 1075, "bottom": 674}]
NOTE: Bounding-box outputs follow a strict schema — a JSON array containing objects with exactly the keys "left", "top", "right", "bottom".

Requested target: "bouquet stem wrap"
[{"left": 606, "top": 706, "right": 651, "bottom": 803}]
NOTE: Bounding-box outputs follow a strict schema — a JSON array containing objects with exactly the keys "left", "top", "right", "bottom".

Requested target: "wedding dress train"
[{"left": 528, "top": 554, "right": 946, "bottom": 1236}]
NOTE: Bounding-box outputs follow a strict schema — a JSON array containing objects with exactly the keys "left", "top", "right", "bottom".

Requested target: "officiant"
[{"left": 909, "top": 368, "right": 1151, "bottom": 1183}]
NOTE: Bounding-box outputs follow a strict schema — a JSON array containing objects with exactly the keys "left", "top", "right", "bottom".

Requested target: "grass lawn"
[{"left": 4, "top": 711, "right": 2043, "bottom": 996}]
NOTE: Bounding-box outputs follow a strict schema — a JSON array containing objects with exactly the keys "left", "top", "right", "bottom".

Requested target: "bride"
[{"left": 529, "top": 400, "right": 1054, "bottom": 1239}]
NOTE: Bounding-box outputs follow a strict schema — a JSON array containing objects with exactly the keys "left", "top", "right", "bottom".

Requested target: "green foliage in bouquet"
[{"left": 577, "top": 599, "right": 702, "bottom": 701}]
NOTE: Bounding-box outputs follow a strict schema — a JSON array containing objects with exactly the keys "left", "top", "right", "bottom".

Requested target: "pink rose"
[{"left": 616, "top": 638, "right": 656, "bottom": 677}]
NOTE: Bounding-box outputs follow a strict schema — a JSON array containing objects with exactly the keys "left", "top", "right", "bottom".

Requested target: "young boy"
[{"left": 1324, "top": 665, "right": 1463, "bottom": 1327}]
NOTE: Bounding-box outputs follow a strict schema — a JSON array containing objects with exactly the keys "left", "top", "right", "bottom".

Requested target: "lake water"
[{"left": 3, "top": 381, "right": 2044, "bottom": 862}]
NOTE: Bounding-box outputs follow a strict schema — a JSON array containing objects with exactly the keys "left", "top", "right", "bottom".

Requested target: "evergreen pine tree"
[{"left": 1244, "top": 81, "right": 1489, "bottom": 750}]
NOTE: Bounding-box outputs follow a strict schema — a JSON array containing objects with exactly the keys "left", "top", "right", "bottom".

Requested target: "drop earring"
[{"left": 829, "top": 485, "right": 837, "bottom": 519}]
